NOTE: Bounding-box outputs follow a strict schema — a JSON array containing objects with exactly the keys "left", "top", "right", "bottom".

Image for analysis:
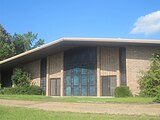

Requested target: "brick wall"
[
  {"left": 126, "top": 46, "right": 160, "bottom": 95},
  {"left": 100, "top": 47, "right": 119, "bottom": 76},
  {"left": 48, "top": 52, "right": 63, "bottom": 78},
  {"left": 23, "top": 60, "right": 41, "bottom": 86}
]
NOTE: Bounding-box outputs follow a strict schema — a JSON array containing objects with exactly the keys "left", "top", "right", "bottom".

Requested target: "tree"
[
  {"left": 0, "top": 24, "right": 12, "bottom": 43},
  {"left": 0, "top": 24, "right": 44, "bottom": 60},
  {"left": 13, "top": 32, "right": 44, "bottom": 54},
  {"left": 32, "top": 38, "right": 44, "bottom": 48},
  {"left": 0, "top": 25, "right": 16, "bottom": 60},
  {"left": 138, "top": 53, "right": 160, "bottom": 97},
  {"left": 0, "top": 41, "right": 16, "bottom": 60}
]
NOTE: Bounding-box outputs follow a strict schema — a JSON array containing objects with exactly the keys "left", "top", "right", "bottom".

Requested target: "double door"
[
  {"left": 101, "top": 76, "right": 117, "bottom": 96},
  {"left": 50, "top": 78, "right": 60, "bottom": 96},
  {"left": 64, "top": 65, "right": 97, "bottom": 96}
]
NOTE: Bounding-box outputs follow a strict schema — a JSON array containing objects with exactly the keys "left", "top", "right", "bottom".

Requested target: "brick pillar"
[
  {"left": 46, "top": 56, "right": 50, "bottom": 96},
  {"left": 117, "top": 48, "right": 120, "bottom": 87},
  {"left": 60, "top": 52, "right": 64, "bottom": 96}
]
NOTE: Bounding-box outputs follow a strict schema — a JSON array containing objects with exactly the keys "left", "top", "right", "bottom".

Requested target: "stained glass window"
[{"left": 64, "top": 47, "right": 97, "bottom": 96}]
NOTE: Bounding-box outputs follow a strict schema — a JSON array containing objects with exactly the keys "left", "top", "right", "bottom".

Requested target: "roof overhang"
[{"left": 0, "top": 37, "right": 160, "bottom": 70}]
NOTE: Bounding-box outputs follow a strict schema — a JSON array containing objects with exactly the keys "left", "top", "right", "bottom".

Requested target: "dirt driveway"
[{"left": 0, "top": 99, "right": 160, "bottom": 116}]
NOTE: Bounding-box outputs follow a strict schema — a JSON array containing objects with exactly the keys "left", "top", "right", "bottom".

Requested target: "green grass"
[
  {"left": 0, "top": 105, "right": 159, "bottom": 120},
  {"left": 0, "top": 94, "right": 49, "bottom": 101},
  {"left": 0, "top": 94, "right": 154, "bottom": 104}
]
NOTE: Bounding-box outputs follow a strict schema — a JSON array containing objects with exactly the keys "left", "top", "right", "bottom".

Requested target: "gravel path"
[{"left": 0, "top": 99, "right": 160, "bottom": 116}]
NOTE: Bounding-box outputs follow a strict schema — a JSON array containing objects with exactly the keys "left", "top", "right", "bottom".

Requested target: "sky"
[{"left": 0, "top": 0, "right": 160, "bottom": 43}]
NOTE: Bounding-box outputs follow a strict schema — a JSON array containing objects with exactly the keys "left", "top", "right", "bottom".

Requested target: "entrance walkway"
[{"left": 0, "top": 99, "right": 160, "bottom": 116}]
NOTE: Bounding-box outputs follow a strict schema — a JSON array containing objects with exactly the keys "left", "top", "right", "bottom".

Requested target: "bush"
[
  {"left": 3, "top": 87, "right": 28, "bottom": 95},
  {"left": 0, "top": 83, "right": 4, "bottom": 94},
  {"left": 114, "top": 86, "right": 133, "bottom": 97},
  {"left": 3, "top": 86, "right": 44, "bottom": 95},
  {"left": 138, "top": 53, "right": 160, "bottom": 97},
  {"left": 153, "top": 86, "right": 160, "bottom": 103},
  {"left": 0, "top": 89, "right": 4, "bottom": 94},
  {"left": 27, "top": 85, "right": 44, "bottom": 95},
  {"left": 11, "top": 68, "right": 31, "bottom": 87}
]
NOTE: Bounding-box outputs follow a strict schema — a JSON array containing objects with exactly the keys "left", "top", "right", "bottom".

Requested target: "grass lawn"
[
  {"left": 0, "top": 105, "right": 159, "bottom": 120},
  {"left": 0, "top": 94, "right": 154, "bottom": 104}
]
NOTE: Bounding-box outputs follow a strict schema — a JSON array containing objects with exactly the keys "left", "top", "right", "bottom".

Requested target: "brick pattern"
[
  {"left": 100, "top": 47, "right": 119, "bottom": 76},
  {"left": 126, "top": 46, "right": 160, "bottom": 95},
  {"left": 48, "top": 52, "right": 63, "bottom": 78},
  {"left": 23, "top": 60, "right": 41, "bottom": 86}
]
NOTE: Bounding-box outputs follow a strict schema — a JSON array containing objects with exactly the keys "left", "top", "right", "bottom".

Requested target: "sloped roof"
[{"left": 0, "top": 37, "right": 160, "bottom": 70}]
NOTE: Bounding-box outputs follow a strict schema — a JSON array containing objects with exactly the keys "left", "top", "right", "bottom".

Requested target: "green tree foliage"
[
  {"left": 7, "top": 68, "right": 44, "bottom": 95},
  {"left": 11, "top": 68, "right": 31, "bottom": 87},
  {"left": 0, "top": 25, "right": 16, "bottom": 60},
  {"left": 153, "top": 86, "right": 160, "bottom": 103},
  {"left": 0, "top": 24, "right": 44, "bottom": 60},
  {"left": 0, "top": 24, "right": 12, "bottom": 43},
  {"left": 32, "top": 38, "right": 44, "bottom": 49},
  {"left": 139, "top": 53, "right": 160, "bottom": 97},
  {"left": 13, "top": 32, "right": 44, "bottom": 54},
  {"left": 0, "top": 41, "right": 15, "bottom": 60}
]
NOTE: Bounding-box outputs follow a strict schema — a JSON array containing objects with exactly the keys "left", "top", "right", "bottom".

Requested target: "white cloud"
[{"left": 130, "top": 11, "right": 160, "bottom": 35}]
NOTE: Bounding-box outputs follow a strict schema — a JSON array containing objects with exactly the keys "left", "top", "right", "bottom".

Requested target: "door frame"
[
  {"left": 50, "top": 78, "right": 60, "bottom": 96},
  {"left": 101, "top": 75, "right": 117, "bottom": 96}
]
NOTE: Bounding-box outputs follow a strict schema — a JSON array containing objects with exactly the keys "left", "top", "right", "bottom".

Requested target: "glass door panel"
[
  {"left": 81, "top": 86, "right": 87, "bottom": 96},
  {"left": 82, "top": 75, "right": 87, "bottom": 85},
  {"left": 73, "top": 75, "right": 79, "bottom": 85},
  {"left": 65, "top": 86, "right": 71, "bottom": 96},
  {"left": 73, "top": 86, "right": 79, "bottom": 96}
]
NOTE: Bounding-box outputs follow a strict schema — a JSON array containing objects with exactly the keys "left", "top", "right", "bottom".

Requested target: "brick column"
[
  {"left": 46, "top": 56, "right": 50, "bottom": 96},
  {"left": 117, "top": 48, "right": 120, "bottom": 87},
  {"left": 60, "top": 52, "right": 64, "bottom": 96}
]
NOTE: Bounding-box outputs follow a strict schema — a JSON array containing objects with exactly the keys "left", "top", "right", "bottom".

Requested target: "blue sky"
[{"left": 0, "top": 0, "right": 160, "bottom": 43}]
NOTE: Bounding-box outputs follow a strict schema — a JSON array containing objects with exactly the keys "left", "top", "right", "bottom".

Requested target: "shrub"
[
  {"left": 3, "top": 87, "right": 18, "bottom": 95},
  {"left": 3, "top": 86, "right": 44, "bottom": 95},
  {"left": 0, "top": 83, "right": 4, "bottom": 94},
  {"left": 3, "top": 87, "right": 27, "bottom": 95},
  {"left": 27, "top": 85, "right": 44, "bottom": 95},
  {"left": 138, "top": 53, "right": 160, "bottom": 97},
  {"left": 0, "top": 89, "right": 4, "bottom": 94},
  {"left": 11, "top": 68, "right": 31, "bottom": 87},
  {"left": 114, "top": 86, "right": 133, "bottom": 97},
  {"left": 153, "top": 86, "right": 160, "bottom": 103}
]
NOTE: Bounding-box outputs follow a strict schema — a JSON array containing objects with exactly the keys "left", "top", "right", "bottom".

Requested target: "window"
[
  {"left": 64, "top": 47, "right": 97, "bottom": 96},
  {"left": 119, "top": 48, "right": 127, "bottom": 85},
  {"left": 40, "top": 58, "right": 47, "bottom": 94}
]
